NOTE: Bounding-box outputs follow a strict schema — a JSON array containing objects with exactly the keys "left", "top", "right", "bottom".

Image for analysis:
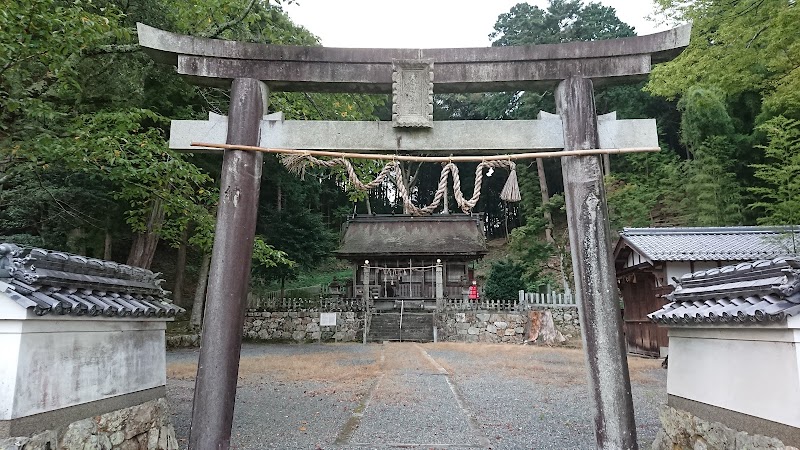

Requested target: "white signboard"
[{"left": 320, "top": 313, "right": 337, "bottom": 327}]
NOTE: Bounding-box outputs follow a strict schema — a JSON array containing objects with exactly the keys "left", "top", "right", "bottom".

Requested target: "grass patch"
[{"left": 168, "top": 350, "right": 380, "bottom": 382}]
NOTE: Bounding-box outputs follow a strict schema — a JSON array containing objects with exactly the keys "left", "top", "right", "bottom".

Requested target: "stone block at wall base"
[
  {"left": 165, "top": 334, "right": 200, "bottom": 348},
  {"left": 652, "top": 405, "right": 799, "bottom": 450},
  {"left": 0, "top": 398, "right": 178, "bottom": 450}
]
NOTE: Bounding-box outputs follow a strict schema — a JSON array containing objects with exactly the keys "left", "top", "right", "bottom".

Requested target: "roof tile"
[
  {"left": 0, "top": 243, "right": 183, "bottom": 318},
  {"left": 619, "top": 226, "right": 800, "bottom": 262},
  {"left": 649, "top": 257, "right": 800, "bottom": 325}
]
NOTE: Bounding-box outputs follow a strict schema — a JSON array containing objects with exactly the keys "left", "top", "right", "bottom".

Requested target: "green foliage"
[
  {"left": 0, "top": 0, "right": 119, "bottom": 129},
  {"left": 605, "top": 176, "right": 655, "bottom": 229},
  {"left": 484, "top": 260, "right": 525, "bottom": 301},
  {"left": 490, "top": 0, "right": 635, "bottom": 45},
  {"left": 508, "top": 222, "right": 553, "bottom": 288},
  {"left": 649, "top": 0, "right": 799, "bottom": 120},
  {"left": 682, "top": 136, "right": 744, "bottom": 226},
  {"left": 749, "top": 116, "right": 800, "bottom": 225},
  {"left": 677, "top": 86, "right": 736, "bottom": 154},
  {"left": 251, "top": 235, "right": 295, "bottom": 276}
]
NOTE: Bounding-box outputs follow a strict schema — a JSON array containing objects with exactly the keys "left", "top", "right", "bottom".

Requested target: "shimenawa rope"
[{"left": 281, "top": 154, "right": 520, "bottom": 215}]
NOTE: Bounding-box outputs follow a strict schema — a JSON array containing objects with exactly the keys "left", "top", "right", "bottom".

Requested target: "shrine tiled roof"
[
  {"left": 648, "top": 257, "right": 800, "bottom": 325},
  {"left": 617, "top": 226, "right": 800, "bottom": 262},
  {"left": 336, "top": 214, "right": 487, "bottom": 259},
  {"left": 0, "top": 243, "right": 183, "bottom": 318}
]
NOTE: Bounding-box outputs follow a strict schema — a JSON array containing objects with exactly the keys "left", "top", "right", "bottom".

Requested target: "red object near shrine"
[{"left": 468, "top": 283, "right": 479, "bottom": 300}]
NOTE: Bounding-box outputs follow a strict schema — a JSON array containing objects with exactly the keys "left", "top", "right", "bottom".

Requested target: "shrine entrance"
[{"left": 137, "top": 22, "right": 690, "bottom": 450}]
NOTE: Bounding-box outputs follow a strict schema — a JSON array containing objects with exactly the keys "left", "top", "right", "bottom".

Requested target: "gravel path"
[{"left": 166, "top": 342, "right": 666, "bottom": 449}]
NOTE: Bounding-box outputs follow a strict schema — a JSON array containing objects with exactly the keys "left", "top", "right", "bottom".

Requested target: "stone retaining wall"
[
  {"left": 652, "top": 405, "right": 798, "bottom": 450},
  {"left": 243, "top": 310, "right": 364, "bottom": 342},
  {"left": 0, "top": 398, "right": 177, "bottom": 450},
  {"left": 548, "top": 306, "right": 581, "bottom": 340},
  {"left": 435, "top": 307, "right": 580, "bottom": 344},
  {"left": 174, "top": 308, "right": 580, "bottom": 345}
]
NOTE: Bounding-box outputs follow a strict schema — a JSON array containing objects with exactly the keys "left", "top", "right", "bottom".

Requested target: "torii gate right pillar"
[{"left": 556, "top": 76, "right": 637, "bottom": 449}]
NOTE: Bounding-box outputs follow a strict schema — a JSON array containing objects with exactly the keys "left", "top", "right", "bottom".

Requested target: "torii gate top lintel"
[{"left": 136, "top": 22, "right": 690, "bottom": 93}]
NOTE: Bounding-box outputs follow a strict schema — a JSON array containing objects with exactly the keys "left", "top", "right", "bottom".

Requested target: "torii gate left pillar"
[{"left": 188, "top": 78, "right": 266, "bottom": 450}]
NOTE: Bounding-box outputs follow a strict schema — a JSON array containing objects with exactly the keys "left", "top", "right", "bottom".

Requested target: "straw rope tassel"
[{"left": 500, "top": 162, "right": 521, "bottom": 203}]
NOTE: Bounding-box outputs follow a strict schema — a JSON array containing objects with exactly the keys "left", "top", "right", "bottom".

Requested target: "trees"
[
  {"left": 749, "top": 116, "right": 800, "bottom": 226},
  {"left": 649, "top": 0, "right": 799, "bottom": 121},
  {"left": 484, "top": 260, "right": 526, "bottom": 301}
]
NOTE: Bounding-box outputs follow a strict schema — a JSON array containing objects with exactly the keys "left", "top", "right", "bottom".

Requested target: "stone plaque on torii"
[{"left": 137, "top": 23, "right": 690, "bottom": 450}]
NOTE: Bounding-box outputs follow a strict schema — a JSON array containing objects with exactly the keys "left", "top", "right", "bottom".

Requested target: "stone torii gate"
[{"left": 137, "top": 23, "right": 690, "bottom": 450}]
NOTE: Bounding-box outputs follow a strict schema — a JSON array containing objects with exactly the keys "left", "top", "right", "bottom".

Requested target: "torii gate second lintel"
[{"left": 136, "top": 23, "right": 691, "bottom": 450}]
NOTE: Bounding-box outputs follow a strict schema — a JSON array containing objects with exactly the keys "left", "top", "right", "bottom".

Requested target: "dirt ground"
[{"left": 166, "top": 342, "right": 666, "bottom": 449}]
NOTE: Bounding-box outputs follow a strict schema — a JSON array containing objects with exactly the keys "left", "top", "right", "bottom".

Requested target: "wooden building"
[
  {"left": 335, "top": 214, "right": 487, "bottom": 311},
  {"left": 614, "top": 226, "right": 800, "bottom": 357}
]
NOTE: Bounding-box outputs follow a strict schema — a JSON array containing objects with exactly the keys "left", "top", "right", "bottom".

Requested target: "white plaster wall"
[
  {"left": 667, "top": 327, "right": 800, "bottom": 427},
  {"left": 0, "top": 331, "right": 21, "bottom": 420},
  {"left": 665, "top": 262, "right": 691, "bottom": 287},
  {"left": 664, "top": 261, "right": 743, "bottom": 287},
  {"left": 0, "top": 310, "right": 168, "bottom": 420}
]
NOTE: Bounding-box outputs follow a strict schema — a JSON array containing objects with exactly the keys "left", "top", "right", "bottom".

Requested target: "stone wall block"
[
  {"left": 146, "top": 428, "right": 159, "bottom": 450},
  {"left": 652, "top": 405, "right": 797, "bottom": 450}
]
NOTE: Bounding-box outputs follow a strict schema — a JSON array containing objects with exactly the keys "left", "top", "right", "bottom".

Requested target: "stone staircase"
[{"left": 368, "top": 312, "right": 434, "bottom": 342}]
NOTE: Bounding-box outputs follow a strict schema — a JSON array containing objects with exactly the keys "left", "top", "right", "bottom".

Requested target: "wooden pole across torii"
[{"left": 137, "top": 22, "right": 691, "bottom": 450}]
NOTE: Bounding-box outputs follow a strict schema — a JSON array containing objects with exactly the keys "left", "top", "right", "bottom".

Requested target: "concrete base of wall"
[
  {"left": 652, "top": 402, "right": 799, "bottom": 450},
  {"left": 0, "top": 397, "right": 177, "bottom": 450}
]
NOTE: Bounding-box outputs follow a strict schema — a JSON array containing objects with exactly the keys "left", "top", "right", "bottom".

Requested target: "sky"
[{"left": 281, "top": 0, "right": 673, "bottom": 49}]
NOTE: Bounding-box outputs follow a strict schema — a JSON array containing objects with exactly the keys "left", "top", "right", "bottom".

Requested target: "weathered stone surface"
[
  {"left": 5, "top": 398, "right": 178, "bottom": 450},
  {"left": 110, "top": 431, "right": 125, "bottom": 446},
  {"left": 467, "top": 327, "right": 479, "bottom": 335},
  {"left": 652, "top": 405, "right": 798, "bottom": 450}
]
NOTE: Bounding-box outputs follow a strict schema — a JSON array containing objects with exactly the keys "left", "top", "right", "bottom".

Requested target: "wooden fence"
[
  {"left": 518, "top": 289, "right": 576, "bottom": 307},
  {"left": 246, "top": 286, "right": 574, "bottom": 312}
]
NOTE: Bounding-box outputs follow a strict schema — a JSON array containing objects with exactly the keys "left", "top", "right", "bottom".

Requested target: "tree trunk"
[
  {"left": 189, "top": 253, "right": 211, "bottom": 330},
  {"left": 279, "top": 276, "right": 286, "bottom": 301},
  {"left": 536, "top": 158, "right": 555, "bottom": 244},
  {"left": 103, "top": 229, "right": 113, "bottom": 260},
  {"left": 126, "top": 199, "right": 165, "bottom": 269},
  {"left": 365, "top": 195, "right": 372, "bottom": 214},
  {"left": 276, "top": 181, "right": 282, "bottom": 212},
  {"left": 172, "top": 227, "right": 189, "bottom": 306},
  {"left": 603, "top": 154, "right": 612, "bottom": 177}
]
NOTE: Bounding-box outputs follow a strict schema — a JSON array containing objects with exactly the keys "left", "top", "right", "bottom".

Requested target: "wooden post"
[
  {"left": 362, "top": 261, "right": 370, "bottom": 344},
  {"left": 435, "top": 259, "right": 444, "bottom": 307},
  {"left": 555, "top": 76, "right": 637, "bottom": 449},
  {"left": 188, "top": 78, "right": 266, "bottom": 450}
]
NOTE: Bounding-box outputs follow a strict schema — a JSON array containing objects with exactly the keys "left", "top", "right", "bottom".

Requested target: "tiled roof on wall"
[
  {"left": 618, "top": 226, "right": 800, "bottom": 262},
  {"left": 0, "top": 243, "right": 183, "bottom": 318},
  {"left": 648, "top": 257, "right": 800, "bottom": 325}
]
